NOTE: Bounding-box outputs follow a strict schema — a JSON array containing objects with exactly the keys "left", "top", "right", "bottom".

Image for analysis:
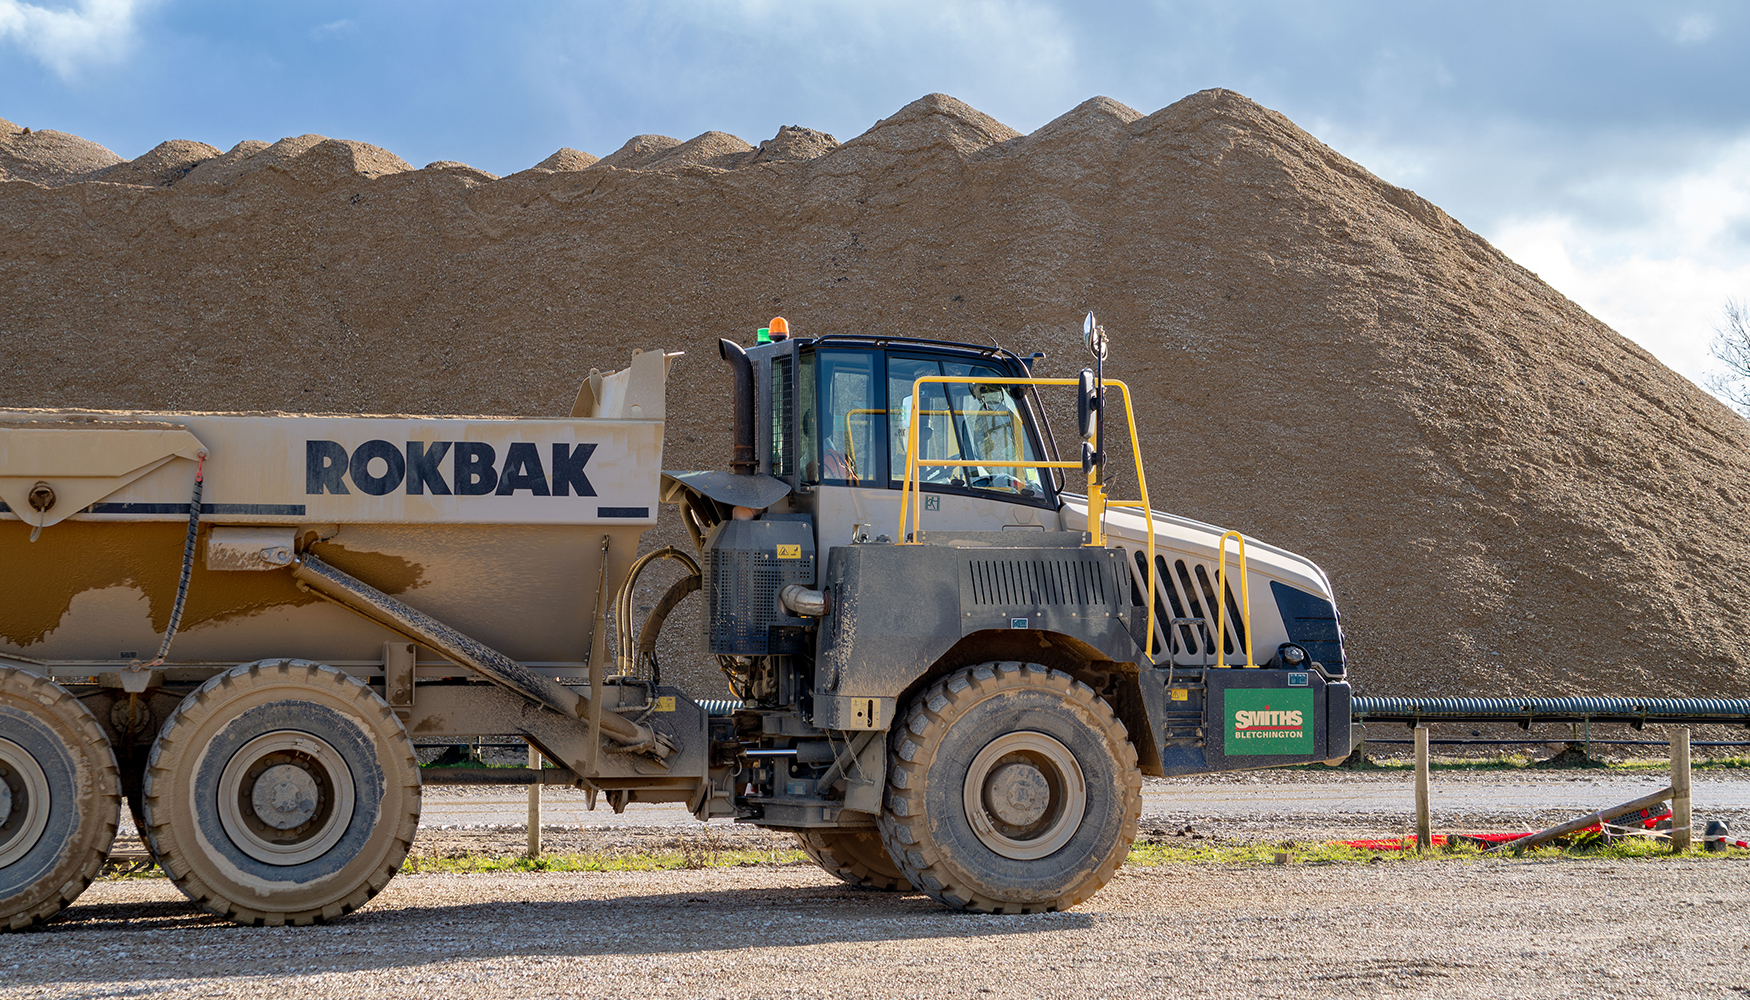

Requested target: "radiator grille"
[
  {"left": 966, "top": 557, "right": 1109, "bottom": 607},
  {"left": 703, "top": 518, "right": 815, "bottom": 655},
  {"left": 706, "top": 548, "right": 813, "bottom": 653},
  {"left": 1128, "top": 550, "right": 1247, "bottom": 663}
]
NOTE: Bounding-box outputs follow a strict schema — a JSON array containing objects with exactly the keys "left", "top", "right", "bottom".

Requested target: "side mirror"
[
  {"left": 1076, "top": 368, "right": 1098, "bottom": 440},
  {"left": 1082, "top": 311, "right": 1108, "bottom": 360}
]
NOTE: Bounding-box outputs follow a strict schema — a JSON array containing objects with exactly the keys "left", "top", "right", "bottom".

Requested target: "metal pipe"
[
  {"left": 718, "top": 338, "right": 756, "bottom": 475},
  {"left": 1364, "top": 738, "right": 1750, "bottom": 747},
  {"left": 290, "top": 552, "right": 667, "bottom": 754},
  {"left": 1354, "top": 696, "right": 1750, "bottom": 725},
  {"left": 779, "top": 584, "right": 830, "bottom": 618}
]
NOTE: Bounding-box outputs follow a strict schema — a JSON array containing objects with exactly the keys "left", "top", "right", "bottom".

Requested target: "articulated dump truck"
[{"left": 0, "top": 318, "right": 1351, "bottom": 928}]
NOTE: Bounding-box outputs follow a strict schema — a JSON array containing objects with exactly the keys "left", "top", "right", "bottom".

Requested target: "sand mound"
[
  {"left": 751, "top": 125, "right": 839, "bottom": 164},
  {"left": 535, "top": 148, "right": 599, "bottom": 172},
  {"left": 4, "top": 89, "right": 1749, "bottom": 703},
  {"left": 94, "top": 140, "right": 221, "bottom": 187},
  {"left": 0, "top": 122, "right": 122, "bottom": 185},
  {"left": 595, "top": 134, "right": 683, "bottom": 170},
  {"left": 832, "top": 92, "right": 1021, "bottom": 166},
  {"left": 645, "top": 131, "right": 755, "bottom": 171},
  {"left": 503, "top": 148, "right": 600, "bottom": 183},
  {"left": 172, "top": 135, "right": 412, "bottom": 188},
  {"left": 424, "top": 161, "right": 499, "bottom": 183},
  {"left": 179, "top": 140, "right": 271, "bottom": 186}
]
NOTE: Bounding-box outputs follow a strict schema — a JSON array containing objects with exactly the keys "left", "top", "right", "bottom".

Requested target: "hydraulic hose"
[{"left": 613, "top": 545, "right": 702, "bottom": 682}]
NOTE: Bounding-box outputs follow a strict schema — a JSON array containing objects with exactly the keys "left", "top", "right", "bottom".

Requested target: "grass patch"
[
  {"left": 103, "top": 837, "right": 1738, "bottom": 883},
  {"left": 1126, "top": 835, "right": 1736, "bottom": 866}
]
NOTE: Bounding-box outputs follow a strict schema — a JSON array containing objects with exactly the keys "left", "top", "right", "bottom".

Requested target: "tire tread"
[
  {"left": 878, "top": 661, "right": 1141, "bottom": 914},
  {"left": 143, "top": 659, "right": 420, "bottom": 927},
  {"left": 0, "top": 669, "right": 121, "bottom": 932}
]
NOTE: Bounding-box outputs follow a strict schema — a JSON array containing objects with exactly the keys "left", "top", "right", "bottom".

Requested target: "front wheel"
[
  {"left": 879, "top": 662, "right": 1140, "bottom": 913},
  {"left": 143, "top": 660, "right": 421, "bottom": 926}
]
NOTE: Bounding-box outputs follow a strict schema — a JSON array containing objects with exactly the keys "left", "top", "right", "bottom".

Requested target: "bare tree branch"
[{"left": 1706, "top": 298, "right": 1750, "bottom": 415}]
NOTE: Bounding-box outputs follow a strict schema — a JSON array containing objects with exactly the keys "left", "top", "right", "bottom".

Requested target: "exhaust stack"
[{"left": 718, "top": 338, "right": 756, "bottom": 475}]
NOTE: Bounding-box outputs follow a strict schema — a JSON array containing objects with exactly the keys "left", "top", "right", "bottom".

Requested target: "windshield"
[
  {"left": 798, "top": 347, "right": 1048, "bottom": 501},
  {"left": 887, "top": 356, "right": 1046, "bottom": 499}
]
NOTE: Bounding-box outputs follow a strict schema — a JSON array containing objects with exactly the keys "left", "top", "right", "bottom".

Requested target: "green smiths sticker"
[{"left": 1224, "top": 688, "right": 1315, "bottom": 756}]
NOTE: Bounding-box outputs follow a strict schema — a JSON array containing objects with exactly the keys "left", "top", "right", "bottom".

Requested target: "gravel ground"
[
  {"left": 7, "top": 860, "right": 1749, "bottom": 999},
  {"left": 15, "top": 765, "right": 1750, "bottom": 998}
]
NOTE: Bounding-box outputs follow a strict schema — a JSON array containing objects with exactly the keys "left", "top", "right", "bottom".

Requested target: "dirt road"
[{"left": 8, "top": 859, "right": 1748, "bottom": 999}]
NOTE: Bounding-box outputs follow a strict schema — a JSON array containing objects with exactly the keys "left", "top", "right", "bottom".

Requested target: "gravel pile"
[{"left": 4, "top": 91, "right": 1749, "bottom": 702}]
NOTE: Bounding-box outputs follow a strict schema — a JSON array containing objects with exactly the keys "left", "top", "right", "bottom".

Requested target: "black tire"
[
  {"left": 142, "top": 660, "right": 421, "bottom": 926},
  {"left": 795, "top": 827, "right": 913, "bottom": 891},
  {"left": 0, "top": 667, "right": 121, "bottom": 931},
  {"left": 879, "top": 662, "right": 1141, "bottom": 913}
]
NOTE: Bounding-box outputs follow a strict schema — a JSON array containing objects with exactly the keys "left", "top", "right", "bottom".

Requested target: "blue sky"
[{"left": 4, "top": 0, "right": 1748, "bottom": 399}]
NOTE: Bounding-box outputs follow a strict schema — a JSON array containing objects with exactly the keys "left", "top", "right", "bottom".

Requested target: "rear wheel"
[
  {"left": 143, "top": 660, "right": 420, "bottom": 926},
  {"left": 0, "top": 667, "right": 121, "bottom": 931},
  {"left": 879, "top": 662, "right": 1141, "bottom": 913},
  {"left": 795, "top": 827, "right": 912, "bottom": 891}
]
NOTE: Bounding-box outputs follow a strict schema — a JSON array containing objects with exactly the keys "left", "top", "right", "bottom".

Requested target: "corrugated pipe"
[
  {"left": 1354, "top": 696, "right": 1750, "bottom": 723},
  {"left": 291, "top": 551, "right": 670, "bottom": 755}
]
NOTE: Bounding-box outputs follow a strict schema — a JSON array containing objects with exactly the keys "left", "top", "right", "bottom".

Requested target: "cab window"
[
  {"left": 887, "top": 356, "right": 1046, "bottom": 499},
  {"left": 806, "top": 350, "right": 885, "bottom": 486}
]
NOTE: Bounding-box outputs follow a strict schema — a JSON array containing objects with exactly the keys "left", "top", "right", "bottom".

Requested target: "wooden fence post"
[
  {"left": 527, "top": 744, "right": 543, "bottom": 858},
  {"left": 1670, "top": 727, "right": 1692, "bottom": 852},
  {"left": 1414, "top": 725, "right": 1431, "bottom": 853}
]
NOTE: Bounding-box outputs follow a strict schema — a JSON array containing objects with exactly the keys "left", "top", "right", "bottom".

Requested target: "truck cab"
[{"left": 663, "top": 326, "right": 1353, "bottom": 911}]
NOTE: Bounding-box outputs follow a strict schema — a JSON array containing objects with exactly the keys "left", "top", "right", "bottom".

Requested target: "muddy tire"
[
  {"left": 143, "top": 660, "right": 420, "bottom": 926},
  {"left": 795, "top": 827, "right": 912, "bottom": 891},
  {"left": 0, "top": 667, "right": 121, "bottom": 931},
  {"left": 879, "top": 662, "right": 1141, "bottom": 913}
]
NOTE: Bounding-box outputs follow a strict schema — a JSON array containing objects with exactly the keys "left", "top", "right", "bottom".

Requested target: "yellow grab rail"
[
  {"left": 894, "top": 375, "right": 1157, "bottom": 659},
  {"left": 1213, "top": 530, "right": 1258, "bottom": 668}
]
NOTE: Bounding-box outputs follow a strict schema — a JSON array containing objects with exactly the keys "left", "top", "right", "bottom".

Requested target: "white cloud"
[
  {"left": 1488, "top": 135, "right": 1750, "bottom": 396},
  {"left": 0, "top": 0, "right": 144, "bottom": 79},
  {"left": 311, "top": 19, "right": 356, "bottom": 41},
  {"left": 1672, "top": 13, "right": 1715, "bottom": 44}
]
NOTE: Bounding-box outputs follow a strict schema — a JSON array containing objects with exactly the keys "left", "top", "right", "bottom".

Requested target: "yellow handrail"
[
  {"left": 894, "top": 375, "right": 1157, "bottom": 659},
  {"left": 1213, "top": 530, "right": 1257, "bottom": 668}
]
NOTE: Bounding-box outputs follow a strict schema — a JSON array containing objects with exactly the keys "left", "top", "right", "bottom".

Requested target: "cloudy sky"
[{"left": 4, "top": 0, "right": 1748, "bottom": 399}]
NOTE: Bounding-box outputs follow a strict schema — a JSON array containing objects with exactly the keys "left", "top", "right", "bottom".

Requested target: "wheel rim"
[
  {"left": 0, "top": 736, "right": 53, "bottom": 869},
  {"left": 217, "top": 731, "right": 356, "bottom": 866},
  {"left": 961, "top": 731, "right": 1086, "bottom": 861}
]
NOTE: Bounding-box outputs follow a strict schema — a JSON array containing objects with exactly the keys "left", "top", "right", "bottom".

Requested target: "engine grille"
[
  {"left": 965, "top": 556, "right": 1110, "bottom": 608},
  {"left": 1127, "top": 549, "right": 1247, "bottom": 664}
]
